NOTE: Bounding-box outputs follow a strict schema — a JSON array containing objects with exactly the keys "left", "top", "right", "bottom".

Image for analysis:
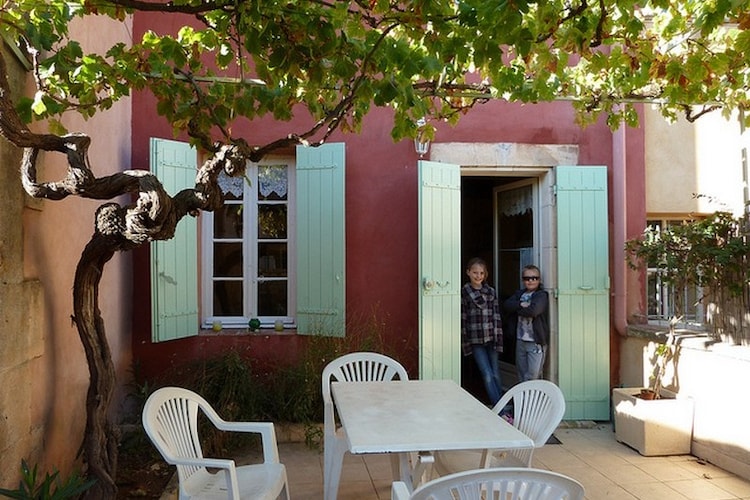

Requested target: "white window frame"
[{"left": 200, "top": 157, "right": 296, "bottom": 329}]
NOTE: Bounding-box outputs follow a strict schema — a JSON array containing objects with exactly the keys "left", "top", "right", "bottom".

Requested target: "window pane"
[
  {"left": 214, "top": 203, "right": 243, "bottom": 239},
  {"left": 258, "top": 165, "right": 288, "bottom": 201},
  {"left": 213, "top": 243, "right": 243, "bottom": 277},
  {"left": 258, "top": 243, "right": 287, "bottom": 277},
  {"left": 258, "top": 280, "right": 287, "bottom": 316},
  {"left": 258, "top": 205, "right": 287, "bottom": 239},
  {"left": 213, "top": 281, "right": 243, "bottom": 316}
]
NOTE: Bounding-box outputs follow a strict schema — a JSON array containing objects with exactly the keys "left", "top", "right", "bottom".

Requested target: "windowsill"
[
  {"left": 626, "top": 322, "right": 708, "bottom": 342},
  {"left": 626, "top": 323, "right": 710, "bottom": 350},
  {"left": 199, "top": 328, "right": 297, "bottom": 336},
  {"left": 625, "top": 323, "right": 750, "bottom": 359}
]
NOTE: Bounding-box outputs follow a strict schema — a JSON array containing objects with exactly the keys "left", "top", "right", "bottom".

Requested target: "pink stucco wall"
[{"left": 0, "top": 16, "right": 133, "bottom": 487}]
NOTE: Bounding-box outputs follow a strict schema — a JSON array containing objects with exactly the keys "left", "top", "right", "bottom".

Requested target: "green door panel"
[
  {"left": 555, "top": 165, "right": 610, "bottom": 420},
  {"left": 150, "top": 138, "right": 199, "bottom": 342},
  {"left": 295, "top": 143, "right": 346, "bottom": 336},
  {"left": 418, "top": 160, "right": 461, "bottom": 381}
]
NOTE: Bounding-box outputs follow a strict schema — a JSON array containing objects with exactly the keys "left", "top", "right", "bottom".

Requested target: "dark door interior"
[{"left": 460, "top": 175, "right": 526, "bottom": 403}]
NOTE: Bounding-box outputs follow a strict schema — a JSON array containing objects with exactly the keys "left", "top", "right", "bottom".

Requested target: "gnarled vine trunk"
[
  {"left": 0, "top": 50, "right": 252, "bottom": 495},
  {"left": 73, "top": 236, "right": 126, "bottom": 499}
]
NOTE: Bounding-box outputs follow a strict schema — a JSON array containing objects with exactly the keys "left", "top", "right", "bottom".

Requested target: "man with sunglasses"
[{"left": 503, "top": 265, "right": 550, "bottom": 382}]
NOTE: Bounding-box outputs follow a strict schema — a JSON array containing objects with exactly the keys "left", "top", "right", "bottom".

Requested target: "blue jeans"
[
  {"left": 516, "top": 340, "right": 546, "bottom": 381},
  {"left": 471, "top": 344, "right": 503, "bottom": 405}
]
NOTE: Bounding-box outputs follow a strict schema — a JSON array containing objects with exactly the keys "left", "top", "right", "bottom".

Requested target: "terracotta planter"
[
  {"left": 612, "top": 387, "right": 694, "bottom": 456},
  {"left": 638, "top": 388, "right": 657, "bottom": 400}
]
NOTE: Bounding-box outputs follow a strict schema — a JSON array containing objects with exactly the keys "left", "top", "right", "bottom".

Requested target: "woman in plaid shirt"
[{"left": 461, "top": 257, "right": 504, "bottom": 405}]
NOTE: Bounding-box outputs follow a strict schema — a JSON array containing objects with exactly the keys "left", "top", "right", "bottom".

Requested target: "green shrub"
[
  {"left": 625, "top": 210, "right": 750, "bottom": 344},
  {"left": 132, "top": 309, "right": 409, "bottom": 452},
  {"left": 0, "top": 460, "right": 94, "bottom": 500}
]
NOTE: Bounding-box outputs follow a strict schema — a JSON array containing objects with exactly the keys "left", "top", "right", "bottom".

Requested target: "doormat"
[{"left": 546, "top": 434, "right": 562, "bottom": 445}]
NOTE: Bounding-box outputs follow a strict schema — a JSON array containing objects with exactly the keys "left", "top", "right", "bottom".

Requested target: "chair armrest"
[
  {"left": 212, "top": 420, "right": 280, "bottom": 464},
  {"left": 169, "top": 457, "right": 241, "bottom": 498},
  {"left": 391, "top": 481, "right": 411, "bottom": 500},
  {"left": 213, "top": 420, "right": 274, "bottom": 434},
  {"left": 168, "top": 456, "right": 236, "bottom": 470}
]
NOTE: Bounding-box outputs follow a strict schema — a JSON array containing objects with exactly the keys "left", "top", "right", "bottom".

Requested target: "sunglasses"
[{"left": 522, "top": 276, "right": 540, "bottom": 281}]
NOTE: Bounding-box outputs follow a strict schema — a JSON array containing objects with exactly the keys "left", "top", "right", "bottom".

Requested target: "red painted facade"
[{"left": 130, "top": 13, "right": 646, "bottom": 384}]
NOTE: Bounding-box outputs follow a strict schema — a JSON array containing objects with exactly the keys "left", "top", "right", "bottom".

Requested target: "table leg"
[
  {"left": 324, "top": 441, "right": 346, "bottom": 500},
  {"left": 397, "top": 453, "right": 412, "bottom": 488},
  {"left": 390, "top": 454, "right": 400, "bottom": 482},
  {"left": 394, "top": 452, "right": 435, "bottom": 493},
  {"left": 410, "top": 452, "right": 435, "bottom": 490}
]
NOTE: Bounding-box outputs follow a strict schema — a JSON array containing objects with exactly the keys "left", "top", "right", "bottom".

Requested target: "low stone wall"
[{"left": 620, "top": 326, "right": 750, "bottom": 480}]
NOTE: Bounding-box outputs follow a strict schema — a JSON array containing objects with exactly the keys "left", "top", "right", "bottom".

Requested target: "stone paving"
[{"left": 160, "top": 422, "right": 750, "bottom": 499}]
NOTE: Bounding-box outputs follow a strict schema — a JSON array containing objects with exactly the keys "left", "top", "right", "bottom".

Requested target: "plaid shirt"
[{"left": 461, "top": 282, "right": 503, "bottom": 356}]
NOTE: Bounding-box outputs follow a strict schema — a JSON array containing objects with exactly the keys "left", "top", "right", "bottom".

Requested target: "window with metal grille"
[{"left": 645, "top": 218, "right": 704, "bottom": 326}]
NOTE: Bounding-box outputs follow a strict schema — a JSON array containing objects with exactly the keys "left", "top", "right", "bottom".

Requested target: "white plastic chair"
[
  {"left": 142, "top": 387, "right": 290, "bottom": 500},
  {"left": 435, "top": 380, "right": 566, "bottom": 474},
  {"left": 391, "top": 467, "right": 585, "bottom": 500},
  {"left": 322, "top": 352, "right": 409, "bottom": 500}
]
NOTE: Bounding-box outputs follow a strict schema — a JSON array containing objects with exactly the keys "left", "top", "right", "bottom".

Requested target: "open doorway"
[
  {"left": 460, "top": 175, "right": 540, "bottom": 404},
  {"left": 431, "top": 142, "right": 611, "bottom": 418}
]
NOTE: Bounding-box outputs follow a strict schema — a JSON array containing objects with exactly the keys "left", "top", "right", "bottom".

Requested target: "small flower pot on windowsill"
[{"left": 612, "top": 387, "right": 694, "bottom": 456}]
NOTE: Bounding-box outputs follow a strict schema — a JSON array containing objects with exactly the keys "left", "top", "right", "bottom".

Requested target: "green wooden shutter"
[
  {"left": 555, "top": 165, "right": 610, "bottom": 420},
  {"left": 418, "top": 160, "right": 461, "bottom": 382},
  {"left": 295, "top": 143, "right": 345, "bottom": 335},
  {"left": 150, "top": 138, "right": 199, "bottom": 342}
]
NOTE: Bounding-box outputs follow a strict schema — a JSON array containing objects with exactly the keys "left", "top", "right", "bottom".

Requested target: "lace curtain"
[
  {"left": 217, "top": 171, "right": 244, "bottom": 197},
  {"left": 216, "top": 165, "right": 288, "bottom": 198}
]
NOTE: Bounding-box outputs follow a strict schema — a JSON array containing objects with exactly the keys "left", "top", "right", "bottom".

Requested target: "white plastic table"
[{"left": 329, "top": 379, "right": 534, "bottom": 495}]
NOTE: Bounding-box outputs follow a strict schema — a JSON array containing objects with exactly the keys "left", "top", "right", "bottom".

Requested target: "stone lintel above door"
[{"left": 431, "top": 142, "right": 579, "bottom": 169}]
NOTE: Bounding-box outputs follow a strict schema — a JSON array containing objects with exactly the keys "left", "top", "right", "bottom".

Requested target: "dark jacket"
[{"left": 503, "top": 287, "right": 549, "bottom": 346}]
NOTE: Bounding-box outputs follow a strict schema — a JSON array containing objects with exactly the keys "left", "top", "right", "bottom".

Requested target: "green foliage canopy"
[{"left": 2, "top": 0, "right": 750, "bottom": 157}]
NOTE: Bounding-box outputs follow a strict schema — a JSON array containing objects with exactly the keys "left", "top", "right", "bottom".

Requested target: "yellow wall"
[{"left": 645, "top": 107, "right": 745, "bottom": 216}]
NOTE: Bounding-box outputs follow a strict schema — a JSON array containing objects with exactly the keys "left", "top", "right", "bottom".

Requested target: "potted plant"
[{"left": 637, "top": 317, "right": 677, "bottom": 400}]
